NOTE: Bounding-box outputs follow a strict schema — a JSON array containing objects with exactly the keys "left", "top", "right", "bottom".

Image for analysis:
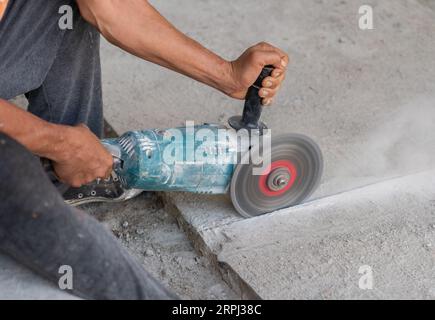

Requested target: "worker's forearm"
[
  {"left": 0, "top": 99, "right": 67, "bottom": 161},
  {"left": 77, "top": 0, "right": 236, "bottom": 95}
]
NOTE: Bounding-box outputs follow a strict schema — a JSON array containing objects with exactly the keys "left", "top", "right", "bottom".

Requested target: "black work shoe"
[
  {"left": 62, "top": 172, "right": 143, "bottom": 206},
  {"left": 40, "top": 158, "right": 143, "bottom": 206}
]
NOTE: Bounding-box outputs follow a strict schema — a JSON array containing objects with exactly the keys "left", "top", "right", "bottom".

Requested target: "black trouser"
[
  {"left": 0, "top": 0, "right": 104, "bottom": 136},
  {"left": 0, "top": 133, "right": 177, "bottom": 300},
  {"left": 0, "top": 1, "right": 176, "bottom": 299}
]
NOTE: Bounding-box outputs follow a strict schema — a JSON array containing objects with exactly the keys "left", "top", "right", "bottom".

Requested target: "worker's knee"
[
  {"left": 0, "top": 132, "right": 38, "bottom": 168},
  {"left": 0, "top": 133, "right": 43, "bottom": 187}
]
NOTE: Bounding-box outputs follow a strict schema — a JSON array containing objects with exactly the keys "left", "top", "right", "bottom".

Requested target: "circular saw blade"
[{"left": 230, "top": 133, "right": 323, "bottom": 218}]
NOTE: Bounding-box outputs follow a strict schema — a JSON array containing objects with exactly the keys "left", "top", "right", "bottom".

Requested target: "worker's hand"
[
  {"left": 52, "top": 124, "right": 113, "bottom": 187},
  {"left": 227, "top": 42, "right": 289, "bottom": 106}
]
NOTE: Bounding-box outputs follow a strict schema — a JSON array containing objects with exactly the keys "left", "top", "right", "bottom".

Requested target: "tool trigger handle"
[{"left": 228, "top": 65, "right": 274, "bottom": 135}]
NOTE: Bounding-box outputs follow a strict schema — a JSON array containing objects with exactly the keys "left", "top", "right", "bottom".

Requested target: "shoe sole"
[{"left": 65, "top": 189, "right": 144, "bottom": 207}]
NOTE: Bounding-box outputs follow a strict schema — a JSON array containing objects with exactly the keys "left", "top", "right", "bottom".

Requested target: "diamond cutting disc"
[{"left": 230, "top": 133, "right": 323, "bottom": 218}]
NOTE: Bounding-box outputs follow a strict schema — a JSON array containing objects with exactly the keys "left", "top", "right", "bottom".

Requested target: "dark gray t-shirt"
[{"left": 0, "top": 0, "right": 104, "bottom": 136}]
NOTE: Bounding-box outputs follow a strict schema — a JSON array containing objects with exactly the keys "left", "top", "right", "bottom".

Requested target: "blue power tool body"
[
  {"left": 102, "top": 123, "right": 237, "bottom": 195},
  {"left": 100, "top": 67, "right": 323, "bottom": 217}
]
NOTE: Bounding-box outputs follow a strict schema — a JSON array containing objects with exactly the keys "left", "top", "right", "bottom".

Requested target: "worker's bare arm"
[
  {"left": 0, "top": 99, "right": 112, "bottom": 187},
  {"left": 76, "top": 0, "right": 288, "bottom": 105},
  {"left": 0, "top": 99, "right": 63, "bottom": 159}
]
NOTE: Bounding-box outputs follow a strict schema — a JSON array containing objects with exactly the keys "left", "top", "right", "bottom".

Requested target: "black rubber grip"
[{"left": 241, "top": 65, "right": 274, "bottom": 129}]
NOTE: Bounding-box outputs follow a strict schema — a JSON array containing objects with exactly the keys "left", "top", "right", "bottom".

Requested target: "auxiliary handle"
[{"left": 228, "top": 65, "right": 274, "bottom": 134}]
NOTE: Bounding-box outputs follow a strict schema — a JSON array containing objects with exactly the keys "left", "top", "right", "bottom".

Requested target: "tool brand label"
[{"left": 161, "top": 121, "right": 272, "bottom": 175}]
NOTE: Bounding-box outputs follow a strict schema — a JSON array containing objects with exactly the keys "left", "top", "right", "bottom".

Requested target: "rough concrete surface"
[
  {"left": 102, "top": 0, "right": 435, "bottom": 196},
  {"left": 0, "top": 192, "right": 236, "bottom": 300},
  {"left": 1, "top": 94, "right": 237, "bottom": 299},
  {"left": 166, "top": 171, "right": 435, "bottom": 299},
  {"left": 83, "top": 193, "right": 237, "bottom": 300},
  {"left": 2, "top": 0, "right": 435, "bottom": 300},
  {"left": 99, "top": 0, "right": 435, "bottom": 299}
]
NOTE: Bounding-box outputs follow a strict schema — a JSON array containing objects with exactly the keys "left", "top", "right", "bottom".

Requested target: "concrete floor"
[
  {"left": 83, "top": 194, "right": 237, "bottom": 300},
  {"left": 2, "top": 0, "right": 435, "bottom": 299},
  {"left": 165, "top": 170, "right": 435, "bottom": 299},
  {"left": 102, "top": 0, "right": 435, "bottom": 196},
  {"left": 99, "top": 0, "right": 435, "bottom": 299}
]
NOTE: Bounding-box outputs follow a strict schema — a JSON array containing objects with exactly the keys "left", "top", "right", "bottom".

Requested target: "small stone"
[
  {"left": 122, "top": 221, "right": 129, "bottom": 228},
  {"left": 160, "top": 269, "right": 167, "bottom": 278},
  {"left": 136, "top": 228, "right": 145, "bottom": 235},
  {"left": 145, "top": 249, "right": 155, "bottom": 257}
]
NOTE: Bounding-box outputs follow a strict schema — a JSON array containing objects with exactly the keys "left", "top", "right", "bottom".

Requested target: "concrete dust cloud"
[
  {"left": 360, "top": 98, "right": 435, "bottom": 176},
  {"left": 319, "top": 97, "right": 435, "bottom": 197}
]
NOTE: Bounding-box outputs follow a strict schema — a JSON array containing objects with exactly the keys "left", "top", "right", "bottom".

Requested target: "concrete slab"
[
  {"left": 0, "top": 188, "right": 235, "bottom": 300},
  {"left": 9, "top": 0, "right": 435, "bottom": 301},
  {"left": 102, "top": 0, "right": 435, "bottom": 197},
  {"left": 84, "top": 193, "right": 237, "bottom": 300},
  {"left": 165, "top": 170, "right": 435, "bottom": 299},
  {"left": 100, "top": 0, "right": 435, "bottom": 299}
]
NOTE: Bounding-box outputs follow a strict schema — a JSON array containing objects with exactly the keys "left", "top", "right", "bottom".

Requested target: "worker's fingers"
[
  {"left": 84, "top": 174, "right": 96, "bottom": 185},
  {"left": 252, "top": 42, "right": 289, "bottom": 70},
  {"left": 262, "top": 73, "right": 285, "bottom": 90},
  {"left": 70, "top": 181, "right": 82, "bottom": 188},
  {"left": 275, "top": 48, "right": 290, "bottom": 69},
  {"left": 271, "top": 67, "right": 285, "bottom": 78},
  {"left": 259, "top": 42, "right": 289, "bottom": 63},
  {"left": 250, "top": 50, "right": 284, "bottom": 70},
  {"left": 96, "top": 166, "right": 111, "bottom": 180},
  {"left": 99, "top": 155, "right": 114, "bottom": 179},
  {"left": 70, "top": 175, "right": 85, "bottom": 188},
  {"left": 262, "top": 76, "right": 276, "bottom": 89},
  {"left": 105, "top": 167, "right": 113, "bottom": 179},
  {"left": 259, "top": 87, "right": 271, "bottom": 98},
  {"left": 259, "top": 83, "right": 281, "bottom": 98},
  {"left": 104, "top": 165, "right": 113, "bottom": 179},
  {"left": 262, "top": 98, "right": 274, "bottom": 106},
  {"left": 77, "top": 123, "right": 90, "bottom": 130}
]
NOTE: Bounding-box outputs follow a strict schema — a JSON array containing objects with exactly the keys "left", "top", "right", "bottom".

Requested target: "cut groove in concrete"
[
  {"left": 163, "top": 170, "right": 435, "bottom": 299},
  {"left": 163, "top": 195, "right": 259, "bottom": 299}
]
